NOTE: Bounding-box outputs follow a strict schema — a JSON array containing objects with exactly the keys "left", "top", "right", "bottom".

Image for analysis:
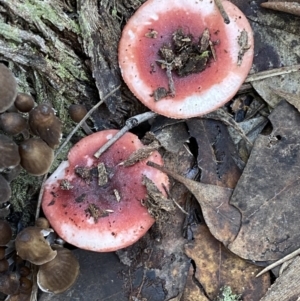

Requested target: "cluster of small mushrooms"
[
  {"left": 0, "top": 219, "right": 34, "bottom": 301},
  {"left": 0, "top": 63, "right": 62, "bottom": 219},
  {"left": 0, "top": 63, "right": 72, "bottom": 299},
  {"left": 0, "top": 218, "right": 79, "bottom": 300}
]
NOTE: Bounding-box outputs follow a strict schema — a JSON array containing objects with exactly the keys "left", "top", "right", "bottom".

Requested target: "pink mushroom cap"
[
  {"left": 42, "top": 130, "right": 168, "bottom": 252},
  {"left": 118, "top": 0, "right": 254, "bottom": 118}
]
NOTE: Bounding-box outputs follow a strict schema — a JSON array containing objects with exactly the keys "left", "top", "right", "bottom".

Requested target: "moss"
[
  {"left": 10, "top": 170, "right": 42, "bottom": 211},
  {"left": 20, "top": 0, "right": 80, "bottom": 34}
]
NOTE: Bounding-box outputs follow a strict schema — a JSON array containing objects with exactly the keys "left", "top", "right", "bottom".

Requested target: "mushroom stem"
[
  {"left": 81, "top": 122, "right": 93, "bottom": 135},
  {"left": 94, "top": 111, "right": 157, "bottom": 158}
]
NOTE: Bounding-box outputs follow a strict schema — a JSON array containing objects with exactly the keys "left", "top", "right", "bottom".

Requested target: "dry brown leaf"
[
  {"left": 187, "top": 118, "right": 242, "bottom": 189},
  {"left": 229, "top": 101, "right": 300, "bottom": 261},
  {"left": 147, "top": 161, "right": 241, "bottom": 246},
  {"left": 184, "top": 224, "right": 270, "bottom": 300},
  {"left": 180, "top": 266, "right": 209, "bottom": 301},
  {"left": 273, "top": 88, "right": 300, "bottom": 112}
]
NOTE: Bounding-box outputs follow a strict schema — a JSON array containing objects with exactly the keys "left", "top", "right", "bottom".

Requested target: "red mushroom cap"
[
  {"left": 118, "top": 0, "right": 254, "bottom": 118},
  {"left": 42, "top": 130, "right": 168, "bottom": 252}
]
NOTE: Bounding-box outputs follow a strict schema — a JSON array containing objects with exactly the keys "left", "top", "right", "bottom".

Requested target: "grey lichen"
[{"left": 215, "top": 286, "right": 242, "bottom": 301}]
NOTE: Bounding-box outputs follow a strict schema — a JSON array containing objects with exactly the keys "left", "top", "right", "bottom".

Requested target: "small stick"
[
  {"left": 215, "top": 0, "right": 230, "bottom": 24},
  {"left": 162, "top": 183, "right": 188, "bottom": 215},
  {"left": 156, "top": 59, "right": 176, "bottom": 97},
  {"left": 256, "top": 247, "right": 300, "bottom": 277},
  {"left": 94, "top": 111, "right": 157, "bottom": 158},
  {"left": 204, "top": 108, "right": 253, "bottom": 147},
  {"left": 245, "top": 64, "right": 300, "bottom": 83},
  {"left": 260, "top": 2, "right": 300, "bottom": 17}
]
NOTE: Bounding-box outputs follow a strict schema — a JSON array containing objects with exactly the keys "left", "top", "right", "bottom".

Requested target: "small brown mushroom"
[
  {"left": 19, "top": 277, "right": 32, "bottom": 295},
  {"left": 29, "top": 103, "right": 62, "bottom": 149},
  {"left": 0, "top": 174, "right": 11, "bottom": 204},
  {"left": 0, "top": 64, "right": 17, "bottom": 113},
  {"left": 0, "top": 112, "right": 29, "bottom": 139},
  {"left": 68, "top": 104, "right": 93, "bottom": 135},
  {"left": 15, "top": 227, "right": 57, "bottom": 265},
  {"left": 35, "top": 217, "right": 50, "bottom": 229},
  {"left": 5, "top": 292, "right": 31, "bottom": 301},
  {"left": 19, "top": 137, "right": 54, "bottom": 176},
  {"left": 0, "top": 134, "right": 21, "bottom": 172},
  {"left": 14, "top": 93, "right": 35, "bottom": 113},
  {"left": 0, "top": 272, "right": 20, "bottom": 295},
  {"left": 2, "top": 164, "right": 22, "bottom": 183},
  {"left": 0, "top": 258, "right": 9, "bottom": 272},
  {"left": 0, "top": 220, "right": 12, "bottom": 245},
  {"left": 19, "top": 266, "right": 30, "bottom": 278},
  {"left": 37, "top": 245, "right": 79, "bottom": 294}
]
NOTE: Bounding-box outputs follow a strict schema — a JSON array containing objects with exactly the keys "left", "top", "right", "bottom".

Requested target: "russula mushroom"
[
  {"left": 14, "top": 93, "right": 35, "bottom": 113},
  {"left": 28, "top": 103, "right": 62, "bottom": 149},
  {"left": 0, "top": 175, "right": 11, "bottom": 205},
  {"left": 0, "top": 64, "right": 17, "bottom": 113},
  {"left": 19, "top": 137, "right": 54, "bottom": 176},
  {"left": 0, "top": 220, "right": 12, "bottom": 245},
  {"left": 37, "top": 245, "right": 79, "bottom": 294},
  {"left": 0, "top": 134, "right": 20, "bottom": 172},
  {"left": 68, "top": 104, "right": 93, "bottom": 135},
  {"left": 118, "top": 0, "right": 254, "bottom": 118},
  {"left": 15, "top": 226, "right": 57, "bottom": 265},
  {"left": 42, "top": 130, "right": 169, "bottom": 252},
  {"left": 0, "top": 112, "right": 29, "bottom": 138}
]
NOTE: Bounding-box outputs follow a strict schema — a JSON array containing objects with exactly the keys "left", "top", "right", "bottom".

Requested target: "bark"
[{"left": 0, "top": 0, "right": 147, "bottom": 131}]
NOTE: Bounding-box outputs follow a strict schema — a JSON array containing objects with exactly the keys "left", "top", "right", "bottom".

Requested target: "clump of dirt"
[{"left": 152, "top": 27, "right": 218, "bottom": 101}]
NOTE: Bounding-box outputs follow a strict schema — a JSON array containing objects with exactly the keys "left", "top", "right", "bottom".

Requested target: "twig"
[
  {"left": 256, "top": 247, "right": 300, "bottom": 277},
  {"left": 156, "top": 59, "right": 176, "bottom": 97},
  {"left": 35, "top": 174, "right": 48, "bottom": 220},
  {"left": 35, "top": 86, "right": 120, "bottom": 220},
  {"left": 162, "top": 183, "right": 188, "bottom": 215},
  {"left": 94, "top": 111, "right": 157, "bottom": 158},
  {"left": 55, "top": 85, "right": 120, "bottom": 159},
  {"left": 260, "top": 2, "right": 300, "bottom": 17},
  {"left": 204, "top": 108, "right": 253, "bottom": 147},
  {"left": 245, "top": 64, "right": 300, "bottom": 83},
  {"left": 215, "top": 0, "right": 230, "bottom": 24}
]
